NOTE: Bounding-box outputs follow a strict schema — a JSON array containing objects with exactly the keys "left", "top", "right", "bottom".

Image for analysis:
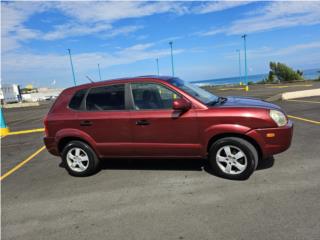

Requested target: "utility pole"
[
  {"left": 236, "top": 49, "right": 242, "bottom": 85},
  {"left": 67, "top": 49, "right": 77, "bottom": 86},
  {"left": 156, "top": 58, "right": 160, "bottom": 76},
  {"left": 169, "top": 41, "right": 175, "bottom": 77},
  {"left": 98, "top": 64, "right": 102, "bottom": 81},
  {"left": 241, "top": 34, "right": 249, "bottom": 91}
]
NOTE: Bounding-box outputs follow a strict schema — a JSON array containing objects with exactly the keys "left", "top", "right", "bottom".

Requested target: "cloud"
[
  {"left": 227, "top": 1, "right": 320, "bottom": 34},
  {"left": 193, "top": 1, "right": 250, "bottom": 14},
  {"left": 198, "top": 1, "right": 320, "bottom": 36},
  {"left": 56, "top": 1, "right": 188, "bottom": 23},
  {"left": 1, "top": 2, "right": 49, "bottom": 52},
  {"left": 225, "top": 41, "right": 320, "bottom": 60},
  {"left": 2, "top": 43, "right": 185, "bottom": 86},
  {"left": 194, "top": 28, "right": 225, "bottom": 37},
  {"left": 1, "top": 1, "right": 188, "bottom": 52},
  {"left": 42, "top": 23, "right": 112, "bottom": 41}
]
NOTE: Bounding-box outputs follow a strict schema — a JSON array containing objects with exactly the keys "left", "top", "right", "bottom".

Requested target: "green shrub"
[{"left": 268, "top": 62, "right": 304, "bottom": 82}]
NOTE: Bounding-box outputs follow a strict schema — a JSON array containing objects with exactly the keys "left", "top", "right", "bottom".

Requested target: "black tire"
[
  {"left": 61, "top": 140, "right": 100, "bottom": 177},
  {"left": 208, "top": 137, "right": 258, "bottom": 180}
]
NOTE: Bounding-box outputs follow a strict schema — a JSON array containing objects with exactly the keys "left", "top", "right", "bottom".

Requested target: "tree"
[{"left": 268, "top": 62, "right": 304, "bottom": 83}]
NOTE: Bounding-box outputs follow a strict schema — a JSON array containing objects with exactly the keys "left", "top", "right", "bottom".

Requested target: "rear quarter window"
[{"left": 69, "top": 89, "right": 87, "bottom": 110}]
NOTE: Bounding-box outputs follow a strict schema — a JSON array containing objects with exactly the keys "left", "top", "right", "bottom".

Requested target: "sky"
[{"left": 1, "top": 0, "right": 320, "bottom": 88}]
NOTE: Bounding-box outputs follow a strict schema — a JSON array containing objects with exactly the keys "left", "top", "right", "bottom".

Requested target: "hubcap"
[
  {"left": 216, "top": 145, "right": 247, "bottom": 175},
  {"left": 66, "top": 147, "right": 89, "bottom": 172}
]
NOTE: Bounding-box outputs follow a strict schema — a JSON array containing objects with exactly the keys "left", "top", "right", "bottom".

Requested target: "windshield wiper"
[{"left": 207, "top": 96, "right": 228, "bottom": 106}]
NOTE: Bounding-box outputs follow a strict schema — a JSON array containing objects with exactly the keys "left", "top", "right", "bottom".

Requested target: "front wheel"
[
  {"left": 208, "top": 137, "right": 258, "bottom": 180},
  {"left": 62, "top": 140, "right": 100, "bottom": 177}
]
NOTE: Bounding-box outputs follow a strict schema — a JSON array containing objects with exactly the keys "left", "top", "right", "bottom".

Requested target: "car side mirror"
[{"left": 172, "top": 98, "right": 192, "bottom": 112}]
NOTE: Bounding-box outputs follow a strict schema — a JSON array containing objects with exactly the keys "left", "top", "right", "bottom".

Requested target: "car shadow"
[
  {"left": 100, "top": 158, "right": 204, "bottom": 172},
  {"left": 59, "top": 156, "right": 275, "bottom": 178},
  {"left": 256, "top": 156, "right": 275, "bottom": 170}
]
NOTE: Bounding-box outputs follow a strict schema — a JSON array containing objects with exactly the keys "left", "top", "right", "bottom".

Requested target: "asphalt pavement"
[{"left": 1, "top": 86, "right": 320, "bottom": 240}]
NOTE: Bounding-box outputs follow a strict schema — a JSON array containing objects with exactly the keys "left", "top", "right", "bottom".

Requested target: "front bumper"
[
  {"left": 246, "top": 120, "right": 293, "bottom": 158},
  {"left": 43, "top": 137, "right": 60, "bottom": 156}
]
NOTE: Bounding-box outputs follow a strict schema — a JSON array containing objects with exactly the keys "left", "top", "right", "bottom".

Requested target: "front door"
[{"left": 129, "top": 82, "right": 201, "bottom": 157}]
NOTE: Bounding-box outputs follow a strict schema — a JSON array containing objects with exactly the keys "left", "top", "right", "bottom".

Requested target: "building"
[{"left": 0, "top": 84, "right": 22, "bottom": 104}]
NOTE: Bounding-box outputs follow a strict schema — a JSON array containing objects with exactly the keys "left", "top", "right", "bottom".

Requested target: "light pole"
[
  {"left": 67, "top": 49, "right": 77, "bottom": 86},
  {"left": 236, "top": 49, "right": 242, "bottom": 85},
  {"left": 156, "top": 58, "right": 160, "bottom": 76},
  {"left": 98, "top": 64, "right": 102, "bottom": 81},
  {"left": 169, "top": 41, "right": 175, "bottom": 77},
  {"left": 241, "top": 34, "right": 249, "bottom": 91}
]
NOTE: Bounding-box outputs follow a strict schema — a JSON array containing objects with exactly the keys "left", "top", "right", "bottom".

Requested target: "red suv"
[{"left": 44, "top": 76, "right": 293, "bottom": 180}]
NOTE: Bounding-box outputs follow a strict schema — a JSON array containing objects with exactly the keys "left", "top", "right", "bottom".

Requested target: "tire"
[
  {"left": 61, "top": 140, "right": 100, "bottom": 177},
  {"left": 208, "top": 137, "right": 258, "bottom": 180}
]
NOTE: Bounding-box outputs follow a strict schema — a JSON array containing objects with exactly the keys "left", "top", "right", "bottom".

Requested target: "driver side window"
[{"left": 131, "top": 83, "right": 180, "bottom": 110}]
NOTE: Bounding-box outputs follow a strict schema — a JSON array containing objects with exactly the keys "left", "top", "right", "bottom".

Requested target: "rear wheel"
[
  {"left": 208, "top": 137, "right": 258, "bottom": 180},
  {"left": 62, "top": 140, "right": 100, "bottom": 177}
]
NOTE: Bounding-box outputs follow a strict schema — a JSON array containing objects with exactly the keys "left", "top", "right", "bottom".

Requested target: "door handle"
[
  {"left": 80, "top": 120, "right": 93, "bottom": 126},
  {"left": 136, "top": 120, "right": 150, "bottom": 126}
]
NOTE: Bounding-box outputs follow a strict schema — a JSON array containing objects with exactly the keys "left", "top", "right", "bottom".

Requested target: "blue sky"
[{"left": 2, "top": 1, "right": 320, "bottom": 88}]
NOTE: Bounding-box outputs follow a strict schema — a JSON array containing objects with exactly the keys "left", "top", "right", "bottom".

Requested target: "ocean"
[{"left": 191, "top": 68, "right": 320, "bottom": 86}]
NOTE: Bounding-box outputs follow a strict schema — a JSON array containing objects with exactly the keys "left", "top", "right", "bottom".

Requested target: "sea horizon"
[{"left": 192, "top": 68, "right": 320, "bottom": 86}]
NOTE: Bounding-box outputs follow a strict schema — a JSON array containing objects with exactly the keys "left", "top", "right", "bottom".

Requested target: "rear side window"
[
  {"left": 69, "top": 89, "right": 87, "bottom": 110},
  {"left": 86, "top": 84, "right": 125, "bottom": 111}
]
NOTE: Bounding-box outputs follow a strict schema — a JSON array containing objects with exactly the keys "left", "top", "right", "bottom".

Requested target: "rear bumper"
[
  {"left": 43, "top": 137, "right": 60, "bottom": 156},
  {"left": 246, "top": 120, "right": 293, "bottom": 158}
]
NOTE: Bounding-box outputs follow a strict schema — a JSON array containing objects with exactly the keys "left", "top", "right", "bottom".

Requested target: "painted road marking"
[
  {"left": 218, "top": 87, "right": 245, "bottom": 91},
  {"left": 267, "top": 84, "right": 313, "bottom": 89},
  {"left": 0, "top": 146, "right": 46, "bottom": 181},
  {"left": 286, "top": 99, "right": 320, "bottom": 104},
  {"left": 7, "top": 128, "right": 44, "bottom": 136},
  {"left": 288, "top": 115, "right": 320, "bottom": 125}
]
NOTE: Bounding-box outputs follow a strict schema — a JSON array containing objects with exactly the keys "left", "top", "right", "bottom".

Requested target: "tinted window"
[
  {"left": 131, "top": 83, "right": 180, "bottom": 110},
  {"left": 86, "top": 84, "right": 125, "bottom": 111},
  {"left": 69, "top": 89, "right": 87, "bottom": 110}
]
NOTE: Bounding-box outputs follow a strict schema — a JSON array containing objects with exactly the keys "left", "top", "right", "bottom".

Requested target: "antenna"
[{"left": 86, "top": 75, "right": 95, "bottom": 83}]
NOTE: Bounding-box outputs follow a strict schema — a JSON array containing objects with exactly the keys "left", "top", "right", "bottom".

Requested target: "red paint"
[{"left": 44, "top": 76, "right": 293, "bottom": 159}]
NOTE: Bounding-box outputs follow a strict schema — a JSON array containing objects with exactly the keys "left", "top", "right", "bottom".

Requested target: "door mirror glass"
[{"left": 172, "top": 98, "right": 191, "bottom": 112}]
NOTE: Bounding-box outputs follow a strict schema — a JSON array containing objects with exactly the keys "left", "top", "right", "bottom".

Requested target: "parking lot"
[{"left": 1, "top": 86, "right": 320, "bottom": 240}]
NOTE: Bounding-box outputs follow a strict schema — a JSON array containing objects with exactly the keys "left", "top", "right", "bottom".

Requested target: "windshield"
[{"left": 168, "top": 78, "right": 218, "bottom": 105}]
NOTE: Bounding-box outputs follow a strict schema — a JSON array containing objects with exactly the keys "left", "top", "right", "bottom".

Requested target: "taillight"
[{"left": 43, "top": 115, "right": 49, "bottom": 136}]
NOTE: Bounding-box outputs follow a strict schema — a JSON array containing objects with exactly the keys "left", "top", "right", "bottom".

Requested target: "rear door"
[
  {"left": 129, "top": 82, "right": 201, "bottom": 157},
  {"left": 76, "top": 84, "right": 133, "bottom": 157}
]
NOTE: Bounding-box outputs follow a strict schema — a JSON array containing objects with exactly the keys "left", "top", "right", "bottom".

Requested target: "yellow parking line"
[
  {"left": 267, "top": 84, "right": 313, "bottom": 89},
  {"left": 219, "top": 87, "right": 245, "bottom": 91},
  {"left": 7, "top": 128, "right": 44, "bottom": 136},
  {"left": 0, "top": 146, "right": 46, "bottom": 181},
  {"left": 288, "top": 115, "right": 320, "bottom": 125},
  {"left": 286, "top": 99, "right": 320, "bottom": 104},
  {"left": 267, "top": 86, "right": 289, "bottom": 89}
]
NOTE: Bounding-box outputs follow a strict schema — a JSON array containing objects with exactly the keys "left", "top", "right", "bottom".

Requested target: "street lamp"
[
  {"left": 169, "top": 41, "right": 175, "bottom": 77},
  {"left": 98, "top": 64, "right": 102, "bottom": 81},
  {"left": 156, "top": 58, "right": 160, "bottom": 76},
  {"left": 67, "top": 48, "right": 77, "bottom": 86},
  {"left": 241, "top": 34, "right": 249, "bottom": 91},
  {"left": 236, "top": 49, "right": 242, "bottom": 85}
]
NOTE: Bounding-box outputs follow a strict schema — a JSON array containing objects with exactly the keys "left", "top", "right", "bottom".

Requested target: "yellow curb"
[{"left": 0, "top": 127, "right": 10, "bottom": 137}]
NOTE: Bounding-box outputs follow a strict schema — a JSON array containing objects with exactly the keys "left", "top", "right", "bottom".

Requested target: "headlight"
[{"left": 269, "top": 110, "right": 287, "bottom": 127}]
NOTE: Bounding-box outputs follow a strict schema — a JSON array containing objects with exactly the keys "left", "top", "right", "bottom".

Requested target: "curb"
[
  {"left": 2, "top": 102, "right": 40, "bottom": 109},
  {"left": 266, "top": 88, "right": 320, "bottom": 101}
]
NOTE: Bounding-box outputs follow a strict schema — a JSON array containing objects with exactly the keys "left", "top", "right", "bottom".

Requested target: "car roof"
[{"left": 63, "top": 75, "right": 176, "bottom": 94}]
